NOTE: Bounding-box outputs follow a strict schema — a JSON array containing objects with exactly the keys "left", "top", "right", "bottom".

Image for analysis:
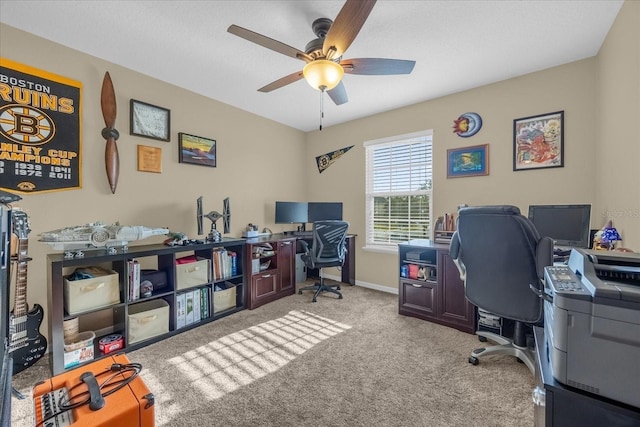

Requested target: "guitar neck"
[{"left": 13, "top": 237, "right": 29, "bottom": 318}]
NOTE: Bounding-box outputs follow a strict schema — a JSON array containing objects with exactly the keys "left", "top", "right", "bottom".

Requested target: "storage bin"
[
  {"left": 64, "top": 268, "right": 120, "bottom": 315},
  {"left": 63, "top": 331, "right": 95, "bottom": 368},
  {"left": 127, "top": 299, "right": 169, "bottom": 344},
  {"left": 213, "top": 283, "right": 236, "bottom": 313},
  {"left": 176, "top": 259, "right": 210, "bottom": 290}
]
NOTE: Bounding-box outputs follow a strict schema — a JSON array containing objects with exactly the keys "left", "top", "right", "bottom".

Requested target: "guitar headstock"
[{"left": 12, "top": 209, "right": 31, "bottom": 240}]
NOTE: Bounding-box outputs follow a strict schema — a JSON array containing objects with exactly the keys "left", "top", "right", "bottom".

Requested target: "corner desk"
[
  {"left": 244, "top": 233, "right": 356, "bottom": 310},
  {"left": 397, "top": 239, "right": 476, "bottom": 334}
]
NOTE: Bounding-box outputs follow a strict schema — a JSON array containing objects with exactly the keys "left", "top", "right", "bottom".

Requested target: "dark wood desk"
[{"left": 533, "top": 327, "right": 640, "bottom": 426}]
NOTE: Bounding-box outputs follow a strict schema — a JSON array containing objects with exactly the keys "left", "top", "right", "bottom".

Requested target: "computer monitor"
[
  {"left": 528, "top": 204, "right": 591, "bottom": 248},
  {"left": 308, "top": 202, "right": 343, "bottom": 222},
  {"left": 275, "top": 201, "right": 308, "bottom": 230}
]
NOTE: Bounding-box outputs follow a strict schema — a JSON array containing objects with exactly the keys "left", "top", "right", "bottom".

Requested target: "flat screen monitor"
[
  {"left": 528, "top": 204, "right": 591, "bottom": 248},
  {"left": 275, "top": 201, "right": 308, "bottom": 224},
  {"left": 308, "top": 202, "right": 343, "bottom": 222}
]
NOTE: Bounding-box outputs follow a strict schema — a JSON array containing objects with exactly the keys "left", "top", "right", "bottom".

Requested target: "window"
[{"left": 364, "top": 130, "right": 433, "bottom": 248}]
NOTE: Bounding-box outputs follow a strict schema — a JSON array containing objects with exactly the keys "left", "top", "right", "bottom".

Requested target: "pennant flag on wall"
[{"left": 316, "top": 145, "right": 353, "bottom": 174}]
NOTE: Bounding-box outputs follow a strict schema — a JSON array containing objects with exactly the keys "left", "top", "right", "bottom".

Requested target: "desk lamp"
[{"left": 600, "top": 227, "right": 621, "bottom": 250}]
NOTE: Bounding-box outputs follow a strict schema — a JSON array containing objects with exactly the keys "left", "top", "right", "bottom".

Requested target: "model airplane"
[{"left": 39, "top": 222, "right": 169, "bottom": 250}]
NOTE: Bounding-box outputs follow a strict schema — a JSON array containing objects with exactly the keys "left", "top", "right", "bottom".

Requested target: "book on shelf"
[
  {"left": 434, "top": 212, "right": 458, "bottom": 243},
  {"left": 128, "top": 259, "right": 141, "bottom": 301},
  {"left": 176, "top": 292, "right": 186, "bottom": 329},
  {"left": 212, "top": 248, "right": 238, "bottom": 280},
  {"left": 185, "top": 291, "right": 195, "bottom": 325},
  {"left": 192, "top": 289, "right": 201, "bottom": 324}
]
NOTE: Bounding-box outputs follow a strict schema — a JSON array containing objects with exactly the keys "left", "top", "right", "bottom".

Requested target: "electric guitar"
[{"left": 9, "top": 209, "right": 47, "bottom": 374}]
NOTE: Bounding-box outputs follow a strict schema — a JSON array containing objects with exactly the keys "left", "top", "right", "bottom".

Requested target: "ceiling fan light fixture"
[{"left": 303, "top": 59, "right": 344, "bottom": 91}]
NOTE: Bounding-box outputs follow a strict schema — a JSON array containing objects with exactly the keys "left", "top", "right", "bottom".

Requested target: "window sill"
[{"left": 362, "top": 245, "right": 398, "bottom": 255}]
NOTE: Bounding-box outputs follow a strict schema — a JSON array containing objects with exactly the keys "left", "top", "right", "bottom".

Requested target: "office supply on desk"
[
  {"left": 298, "top": 221, "right": 349, "bottom": 302},
  {"left": 543, "top": 248, "right": 640, "bottom": 408},
  {"left": 450, "top": 205, "right": 554, "bottom": 373}
]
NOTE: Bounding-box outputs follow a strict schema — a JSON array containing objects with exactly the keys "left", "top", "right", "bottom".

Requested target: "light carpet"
[{"left": 11, "top": 281, "right": 534, "bottom": 426}]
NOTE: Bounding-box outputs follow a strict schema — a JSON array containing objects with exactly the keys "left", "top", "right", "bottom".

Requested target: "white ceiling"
[{"left": 0, "top": 1, "right": 623, "bottom": 132}]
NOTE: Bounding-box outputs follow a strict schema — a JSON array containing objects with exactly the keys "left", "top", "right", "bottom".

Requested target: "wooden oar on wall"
[{"left": 101, "top": 71, "right": 119, "bottom": 194}]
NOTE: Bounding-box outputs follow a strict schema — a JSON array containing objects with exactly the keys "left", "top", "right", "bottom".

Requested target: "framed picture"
[
  {"left": 447, "top": 144, "right": 489, "bottom": 178},
  {"left": 130, "top": 99, "right": 171, "bottom": 141},
  {"left": 513, "top": 110, "right": 564, "bottom": 171},
  {"left": 137, "top": 145, "right": 162, "bottom": 173},
  {"left": 178, "top": 132, "right": 216, "bottom": 167}
]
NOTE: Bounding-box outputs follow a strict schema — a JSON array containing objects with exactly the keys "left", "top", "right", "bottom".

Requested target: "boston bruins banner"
[
  {"left": 0, "top": 58, "right": 82, "bottom": 193},
  {"left": 316, "top": 145, "right": 353, "bottom": 174}
]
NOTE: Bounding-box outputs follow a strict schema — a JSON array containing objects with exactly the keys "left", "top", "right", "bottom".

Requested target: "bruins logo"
[{"left": 0, "top": 103, "right": 55, "bottom": 145}]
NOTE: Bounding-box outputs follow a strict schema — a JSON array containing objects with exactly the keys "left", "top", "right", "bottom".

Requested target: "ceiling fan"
[{"left": 227, "top": 0, "right": 415, "bottom": 106}]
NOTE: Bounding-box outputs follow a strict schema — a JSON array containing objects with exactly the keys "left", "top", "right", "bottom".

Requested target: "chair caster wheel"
[
  {"left": 312, "top": 298, "right": 317, "bottom": 303},
  {"left": 469, "top": 356, "right": 479, "bottom": 365},
  {"left": 298, "top": 290, "right": 302, "bottom": 295},
  {"left": 478, "top": 336, "right": 487, "bottom": 342},
  {"left": 337, "top": 286, "right": 341, "bottom": 290},
  {"left": 338, "top": 295, "right": 343, "bottom": 299}
]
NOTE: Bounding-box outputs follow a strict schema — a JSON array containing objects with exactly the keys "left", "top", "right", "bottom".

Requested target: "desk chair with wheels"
[
  {"left": 298, "top": 220, "right": 349, "bottom": 302},
  {"left": 449, "top": 205, "right": 553, "bottom": 373}
]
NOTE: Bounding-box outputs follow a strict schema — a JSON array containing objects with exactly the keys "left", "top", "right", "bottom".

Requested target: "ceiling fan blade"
[
  {"left": 323, "top": 0, "right": 376, "bottom": 60},
  {"left": 101, "top": 71, "right": 117, "bottom": 129},
  {"left": 228, "top": 24, "right": 312, "bottom": 62},
  {"left": 341, "top": 58, "right": 416, "bottom": 75},
  {"left": 258, "top": 70, "right": 304, "bottom": 93},
  {"left": 328, "top": 81, "right": 348, "bottom": 105}
]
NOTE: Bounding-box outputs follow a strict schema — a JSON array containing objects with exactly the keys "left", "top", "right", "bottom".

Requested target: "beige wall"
[
  {"left": 1, "top": 0, "right": 638, "bottom": 342},
  {"left": 1, "top": 25, "right": 307, "bottom": 338},
  {"left": 306, "top": 58, "right": 598, "bottom": 289},
  {"left": 595, "top": 0, "right": 640, "bottom": 249}
]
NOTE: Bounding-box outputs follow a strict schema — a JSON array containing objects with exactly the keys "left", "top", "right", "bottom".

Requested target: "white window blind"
[{"left": 364, "top": 131, "right": 432, "bottom": 247}]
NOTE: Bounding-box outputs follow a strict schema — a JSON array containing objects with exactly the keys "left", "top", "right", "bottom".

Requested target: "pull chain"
[{"left": 319, "top": 86, "right": 327, "bottom": 131}]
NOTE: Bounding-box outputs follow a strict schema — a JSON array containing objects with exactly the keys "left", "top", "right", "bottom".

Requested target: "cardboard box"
[
  {"left": 64, "top": 269, "right": 120, "bottom": 315},
  {"left": 176, "top": 259, "right": 210, "bottom": 290},
  {"left": 214, "top": 283, "right": 236, "bottom": 313},
  {"left": 127, "top": 299, "right": 169, "bottom": 344}
]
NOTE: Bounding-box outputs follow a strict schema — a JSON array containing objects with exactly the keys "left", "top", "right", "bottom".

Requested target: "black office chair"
[
  {"left": 298, "top": 220, "right": 349, "bottom": 302},
  {"left": 449, "top": 205, "right": 553, "bottom": 373}
]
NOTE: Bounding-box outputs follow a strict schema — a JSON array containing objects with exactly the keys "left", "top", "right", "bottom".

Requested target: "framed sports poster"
[{"left": 0, "top": 58, "right": 82, "bottom": 194}]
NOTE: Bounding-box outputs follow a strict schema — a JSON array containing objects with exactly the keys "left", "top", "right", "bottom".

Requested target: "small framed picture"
[
  {"left": 447, "top": 144, "right": 489, "bottom": 178},
  {"left": 137, "top": 145, "right": 162, "bottom": 173},
  {"left": 130, "top": 99, "right": 171, "bottom": 141},
  {"left": 178, "top": 132, "right": 216, "bottom": 167},
  {"left": 513, "top": 111, "right": 564, "bottom": 171}
]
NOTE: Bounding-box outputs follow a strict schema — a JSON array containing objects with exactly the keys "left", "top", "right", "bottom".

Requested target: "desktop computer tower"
[{"left": 476, "top": 308, "right": 514, "bottom": 340}]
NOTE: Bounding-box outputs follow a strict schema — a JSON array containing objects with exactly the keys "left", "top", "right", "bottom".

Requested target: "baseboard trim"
[{"left": 323, "top": 274, "right": 398, "bottom": 295}]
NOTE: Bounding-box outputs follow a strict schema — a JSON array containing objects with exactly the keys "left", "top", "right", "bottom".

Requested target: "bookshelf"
[{"left": 46, "top": 238, "right": 245, "bottom": 375}]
